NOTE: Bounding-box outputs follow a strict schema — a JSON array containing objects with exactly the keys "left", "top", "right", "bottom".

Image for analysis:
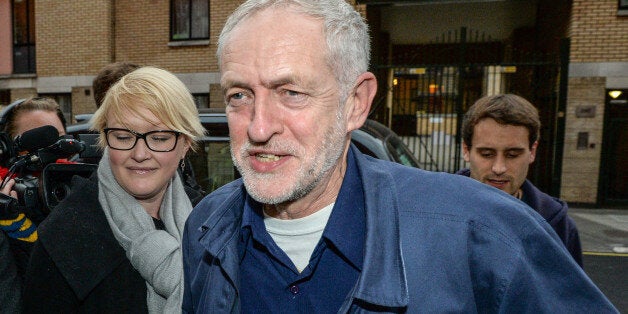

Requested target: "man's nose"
[
  {"left": 247, "top": 92, "right": 283, "bottom": 143},
  {"left": 491, "top": 156, "right": 507, "bottom": 175}
]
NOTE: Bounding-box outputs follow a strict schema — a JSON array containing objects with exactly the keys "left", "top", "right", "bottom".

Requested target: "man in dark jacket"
[
  {"left": 182, "top": 0, "right": 616, "bottom": 312},
  {"left": 457, "top": 94, "right": 582, "bottom": 266}
]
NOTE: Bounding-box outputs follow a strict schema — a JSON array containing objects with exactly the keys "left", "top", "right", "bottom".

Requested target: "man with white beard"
[{"left": 182, "top": 0, "right": 618, "bottom": 312}]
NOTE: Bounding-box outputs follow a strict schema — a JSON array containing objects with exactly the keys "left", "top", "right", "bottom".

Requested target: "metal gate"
[{"left": 369, "top": 28, "right": 568, "bottom": 195}]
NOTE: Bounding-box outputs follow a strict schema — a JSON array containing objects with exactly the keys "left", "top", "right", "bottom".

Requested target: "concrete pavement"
[
  {"left": 569, "top": 207, "right": 628, "bottom": 253},
  {"left": 568, "top": 207, "right": 627, "bottom": 312}
]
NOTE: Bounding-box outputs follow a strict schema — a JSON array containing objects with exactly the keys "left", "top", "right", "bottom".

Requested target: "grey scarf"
[{"left": 98, "top": 148, "right": 191, "bottom": 313}]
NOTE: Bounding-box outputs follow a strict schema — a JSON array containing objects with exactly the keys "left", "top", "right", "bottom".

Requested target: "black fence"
[{"left": 368, "top": 28, "right": 568, "bottom": 195}]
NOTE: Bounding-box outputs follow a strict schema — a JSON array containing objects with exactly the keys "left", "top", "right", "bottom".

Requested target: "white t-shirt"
[{"left": 264, "top": 203, "right": 334, "bottom": 273}]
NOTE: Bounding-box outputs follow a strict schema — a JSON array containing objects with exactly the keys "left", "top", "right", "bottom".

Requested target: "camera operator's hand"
[
  {"left": 0, "top": 178, "right": 37, "bottom": 242},
  {"left": 0, "top": 179, "right": 19, "bottom": 220},
  {"left": 1, "top": 178, "right": 19, "bottom": 200}
]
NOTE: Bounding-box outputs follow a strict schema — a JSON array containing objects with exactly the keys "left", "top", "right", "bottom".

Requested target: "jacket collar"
[
  {"left": 457, "top": 168, "right": 568, "bottom": 224},
  {"left": 198, "top": 183, "right": 246, "bottom": 290},
  {"left": 342, "top": 146, "right": 409, "bottom": 309},
  {"left": 520, "top": 179, "right": 567, "bottom": 224},
  {"left": 197, "top": 145, "right": 409, "bottom": 310}
]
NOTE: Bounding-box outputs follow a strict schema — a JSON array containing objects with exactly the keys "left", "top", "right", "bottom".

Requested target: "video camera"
[{"left": 0, "top": 125, "right": 99, "bottom": 216}]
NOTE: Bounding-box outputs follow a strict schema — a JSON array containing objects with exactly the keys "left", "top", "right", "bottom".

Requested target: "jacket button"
[{"left": 289, "top": 285, "right": 299, "bottom": 294}]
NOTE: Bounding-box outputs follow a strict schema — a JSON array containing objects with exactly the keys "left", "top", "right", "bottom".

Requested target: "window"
[
  {"left": 193, "top": 93, "right": 209, "bottom": 109},
  {"left": 0, "top": 90, "right": 11, "bottom": 107},
  {"left": 12, "top": 0, "right": 36, "bottom": 73},
  {"left": 170, "top": 0, "right": 209, "bottom": 41},
  {"left": 40, "top": 93, "right": 72, "bottom": 124},
  {"left": 620, "top": 0, "right": 628, "bottom": 16}
]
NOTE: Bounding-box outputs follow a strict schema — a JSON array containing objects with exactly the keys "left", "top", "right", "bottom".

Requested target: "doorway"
[{"left": 599, "top": 89, "right": 628, "bottom": 206}]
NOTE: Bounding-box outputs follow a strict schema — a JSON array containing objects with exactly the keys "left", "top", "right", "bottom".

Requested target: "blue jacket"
[
  {"left": 456, "top": 168, "right": 583, "bottom": 266},
  {"left": 183, "top": 146, "right": 617, "bottom": 313}
]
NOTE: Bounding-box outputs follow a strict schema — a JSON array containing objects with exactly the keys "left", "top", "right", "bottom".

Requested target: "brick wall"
[
  {"left": 207, "top": 1, "right": 242, "bottom": 108},
  {"left": 10, "top": 89, "right": 37, "bottom": 102},
  {"left": 36, "top": 0, "right": 113, "bottom": 76},
  {"left": 71, "top": 86, "right": 97, "bottom": 123},
  {"left": 209, "top": 83, "right": 224, "bottom": 109},
  {"left": 37, "top": 0, "right": 220, "bottom": 76},
  {"left": 210, "top": 1, "right": 242, "bottom": 71},
  {"left": 114, "top": 0, "right": 214, "bottom": 73},
  {"left": 206, "top": 0, "right": 361, "bottom": 108},
  {"left": 0, "top": 0, "right": 12, "bottom": 75},
  {"left": 562, "top": 0, "right": 628, "bottom": 204},
  {"left": 570, "top": 0, "right": 628, "bottom": 62},
  {"left": 32, "top": 0, "right": 391, "bottom": 110},
  {"left": 561, "top": 77, "right": 606, "bottom": 203}
]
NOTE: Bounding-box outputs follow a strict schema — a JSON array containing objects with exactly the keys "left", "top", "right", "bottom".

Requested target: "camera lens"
[{"left": 52, "top": 184, "right": 70, "bottom": 202}]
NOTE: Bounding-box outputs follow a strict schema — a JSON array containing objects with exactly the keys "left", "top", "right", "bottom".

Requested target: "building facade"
[
  {"left": 0, "top": 0, "right": 221, "bottom": 120},
  {"left": 0, "top": 0, "right": 626, "bottom": 206},
  {"left": 562, "top": 0, "right": 628, "bottom": 206}
]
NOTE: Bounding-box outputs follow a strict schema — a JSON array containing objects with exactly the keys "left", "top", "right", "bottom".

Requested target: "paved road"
[
  {"left": 570, "top": 208, "right": 627, "bottom": 312},
  {"left": 570, "top": 208, "right": 628, "bottom": 253}
]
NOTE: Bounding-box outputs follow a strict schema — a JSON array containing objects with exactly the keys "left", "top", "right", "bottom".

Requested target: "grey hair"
[{"left": 217, "top": 0, "right": 371, "bottom": 103}]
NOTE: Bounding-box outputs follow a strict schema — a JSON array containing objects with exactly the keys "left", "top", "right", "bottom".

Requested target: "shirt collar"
[
  {"left": 322, "top": 148, "right": 365, "bottom": 271},
  {"left": 240, "top": 148, "right": 366, "bottom": 271}
]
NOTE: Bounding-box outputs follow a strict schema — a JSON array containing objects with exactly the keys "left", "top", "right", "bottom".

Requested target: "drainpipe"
[{"left": 386, "top": 68, "right": 393, "bottom": 128}]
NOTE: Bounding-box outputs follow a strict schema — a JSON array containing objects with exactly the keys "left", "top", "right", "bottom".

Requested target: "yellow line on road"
[{"left": 583, "top": 251, "right": 628, "bottom": 257}]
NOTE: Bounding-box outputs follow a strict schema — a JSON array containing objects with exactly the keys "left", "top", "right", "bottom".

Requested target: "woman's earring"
[{"left": 180, "top": 158, "right": 185, "bottom": 170}]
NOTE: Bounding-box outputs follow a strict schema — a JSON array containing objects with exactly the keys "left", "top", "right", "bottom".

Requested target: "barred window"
[{"left": 170, "top": 0, "right": 209, "bottom": 41}]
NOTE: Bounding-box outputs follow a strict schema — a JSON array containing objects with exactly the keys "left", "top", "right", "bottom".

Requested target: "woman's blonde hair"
[{"left": 90, "top": 66, "right": 206, "bottom": 151}]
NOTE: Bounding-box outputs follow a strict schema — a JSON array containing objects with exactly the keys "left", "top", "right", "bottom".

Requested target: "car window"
[
  {"left": 350, "top": 129, "right": 390, "bottom": 161},
  {"left": 188, "top": 139, "right": 237, "bottom": 194},
  {"left": 385, "top": 135, "right": 420, "bottom": 168}
]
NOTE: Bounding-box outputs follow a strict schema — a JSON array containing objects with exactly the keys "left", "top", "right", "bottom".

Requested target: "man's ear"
[
  {"left": 529, "top": 140, "right": 539, "bottom": 163},
  {"left": 345, "top": 72, "right": 377, "bottom": 132},
  {"left": 462, "top": 142, "right": 471, "bottom": 162}
]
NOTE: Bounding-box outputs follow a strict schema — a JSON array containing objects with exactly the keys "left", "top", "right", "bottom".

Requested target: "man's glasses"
[{"left": 104, "top": 128, "right": 181, "bottom": 152}]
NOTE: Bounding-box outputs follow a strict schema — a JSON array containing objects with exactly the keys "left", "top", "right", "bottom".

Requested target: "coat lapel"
[{"left": 340, "top": 147, "right": 409, "bottom": 310}]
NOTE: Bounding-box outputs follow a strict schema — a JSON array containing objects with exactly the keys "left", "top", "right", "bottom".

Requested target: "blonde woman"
[{"left": 23, "top": 67, "right": 205, "bottom": 313}]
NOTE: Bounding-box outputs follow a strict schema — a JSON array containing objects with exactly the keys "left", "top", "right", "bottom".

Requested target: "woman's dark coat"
[{"left": 22, "top": 175, "right": 148, "bottom": 313}]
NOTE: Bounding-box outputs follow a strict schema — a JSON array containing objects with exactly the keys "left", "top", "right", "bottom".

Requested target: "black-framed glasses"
[{"left": 104, "top": 128, "right": 181, "bottom": 152}]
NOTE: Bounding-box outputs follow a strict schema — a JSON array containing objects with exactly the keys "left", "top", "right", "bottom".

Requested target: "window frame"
[
  {"left": 193, "top": 93, "right": 209, "bottom": 109},
  {"left": 620, "top": 0, "right": 628, "bottom": 16},
  {"left": 39, "top": 93, "right": 72, "bottom": 125},
  {"left": 170, "top": 0, "right": 209, "bottom": 42},
  {"left": 12, "top": 0, "right": 36, "bottom": 73}
]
